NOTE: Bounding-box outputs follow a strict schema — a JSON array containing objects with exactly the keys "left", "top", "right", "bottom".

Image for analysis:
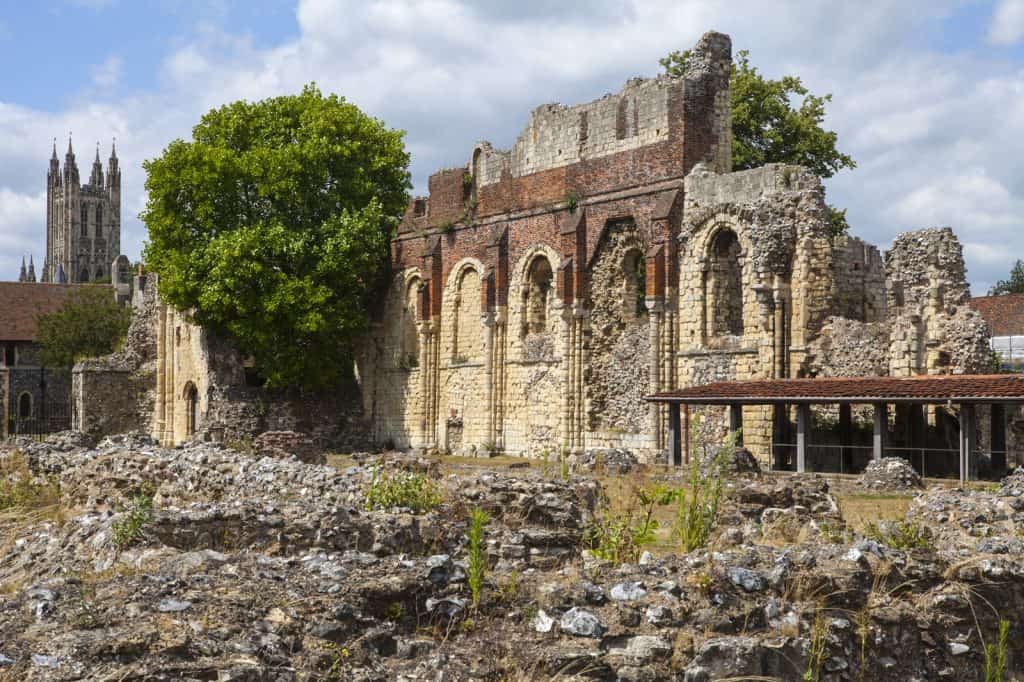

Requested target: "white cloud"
[
  {"left": 2, "top": 0, "right": 1023, "bottom": 295},
  {"left": 989, "top": 0, "right": 1024, "bottom": 45},
  {"left": 92, "top": 56, "right": 122, "bottom": 88}
]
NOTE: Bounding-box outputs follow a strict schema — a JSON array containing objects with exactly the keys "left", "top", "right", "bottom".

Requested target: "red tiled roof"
[
  {"left": 970, "top": 294, "right": 1024, "bottom": 336},
  {"left": 0, "top": 282, "right": 103, "bottom": 342},
  {"left": 648, "top": 375, "right": 1024, "bottom": 404}
]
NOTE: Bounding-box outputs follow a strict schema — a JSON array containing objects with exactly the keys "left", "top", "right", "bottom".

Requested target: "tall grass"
[{"left": 674, "top": 431, "right": 734, "bottom": 552}]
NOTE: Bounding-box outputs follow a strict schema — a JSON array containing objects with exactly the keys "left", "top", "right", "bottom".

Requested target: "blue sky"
[{"left": 2, "top": 0, "right": 1024, "bottom": 294}]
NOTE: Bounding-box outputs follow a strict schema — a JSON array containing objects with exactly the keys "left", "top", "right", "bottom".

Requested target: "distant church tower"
[{"left": 43, "top": 138, "right": 120, "bottom": 284}]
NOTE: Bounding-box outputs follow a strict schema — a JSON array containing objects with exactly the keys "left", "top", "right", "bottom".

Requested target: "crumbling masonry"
[{"left": 75, "top": 31, "right": 999, "bottom": 465}]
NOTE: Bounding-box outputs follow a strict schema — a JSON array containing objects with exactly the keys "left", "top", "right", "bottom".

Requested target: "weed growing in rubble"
[
  {"left": 984, "top": 619, "right": 1010, "bottom": 682},
  {"left": 585, "top": 483, "right": 675, "bottom": 564},
  {"left": 863, "top": 519, "right": 934, "bottom": 551},
  {"left": 364, "top": 467, "right": 442, "bottom": 513},
  {"left": 467, "top": 508, "right": 490, "bottom": 607},
  {"left": 560, "top": 446, "right": 569, "bottom": 481},
  {"left": 803, "top": 608, "right": 831, "bottom": 681},
  {"left": 673, "top": 432, "right": 733, "bottom": 552},
  {"left": 0, "top": 451, "right": 61, "bottom": 513},
  {"left": 111, "top": 482, "right": 155, "bottom": 550}
]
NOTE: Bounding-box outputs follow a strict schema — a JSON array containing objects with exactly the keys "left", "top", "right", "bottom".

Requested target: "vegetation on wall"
[
  {"left": 36, "top": 287, "right": 132, "bottom": 368},
  {"left": 141, "top": 84, "right": 411, "bottom": 389},
  {"left": 661, "top": 49, "right": 856, "bottom": 237}
]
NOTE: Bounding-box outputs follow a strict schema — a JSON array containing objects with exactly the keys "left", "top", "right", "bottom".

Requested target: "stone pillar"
[
  {"left": 667, "top": 402, "right": 681, "bottom": 466},
  {"left": 561, "top": 307, "right": 574, "bottom": 449},
  {"left": 482, "top": 312, "right": 495, "bottom": 445},
  {"left": 647, "top": 298, "right": 663, "bottom": 449},
  {"left": 796, "top": 403, "right": 810, "bottom": 473},
  {"left": 873, "top": 403, "right": 887, "bottom": 462}
]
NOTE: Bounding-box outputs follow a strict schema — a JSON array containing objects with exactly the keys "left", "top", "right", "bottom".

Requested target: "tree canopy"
[
  {"left": 661, "top": 49, "right": 855, "bottom": 235},
  {"left": 142, "top": 85, "right": 411, "bottom": 389},
  {"left": 989, "top": 260, "right": 1024, "bottom": 296},
  {"left": 36, "top": 287, "right": 132, "bottom": 368}
]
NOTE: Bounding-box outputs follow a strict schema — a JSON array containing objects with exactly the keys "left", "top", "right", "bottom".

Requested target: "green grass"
[{"left": 467, "top": 508, "right": 490, "bottom": 607}]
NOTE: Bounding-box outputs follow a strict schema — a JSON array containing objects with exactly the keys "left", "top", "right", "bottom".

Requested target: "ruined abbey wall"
[{"left": 72, "top": 30, "right": 998, "bottom": 468}]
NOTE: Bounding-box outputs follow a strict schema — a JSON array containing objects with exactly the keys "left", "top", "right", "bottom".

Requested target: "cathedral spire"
[
  {"left": 51, "top": 138, "right": 58, "bottom": 161},
  {"left": 18, "top": 256, "right": 27, "bottom": 282},
  {"left": 90, "top": 141, "right": 104, "bottom": 187},
  {"left": 27, "top": 255, "right": 36, "bottom": 283}
]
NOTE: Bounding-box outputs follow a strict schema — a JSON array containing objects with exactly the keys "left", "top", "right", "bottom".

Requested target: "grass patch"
[
  {"left": 364, "top": 467, "right": 442, "bottom": 513},
  {"left": 0, "top": 451, "right": 61, "bottom": 513},
  {"left": 984, "top": 618, "right": 1010, "bottom": 682}
]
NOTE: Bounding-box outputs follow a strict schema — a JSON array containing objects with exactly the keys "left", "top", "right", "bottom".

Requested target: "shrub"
[
  {"left": 364, "top": 467, "right": 442, "bottom": 513},
  {"left": 585, "top": 483, "right": 675, "bottom": 564},
  {"left": 863, "top": 519, "right": 934, "bottom": 551},
  {"left": 111, "top": 482, "right": 156, "bottom": 550},
  {"left": 467, "top": 508, "right": 490, "bottom": 607}
]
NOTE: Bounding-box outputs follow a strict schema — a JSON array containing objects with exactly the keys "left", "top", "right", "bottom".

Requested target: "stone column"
[
  {"left": 873, "top": 403, "right": 887, "bottom": 462},
  {"left": 796, "top": 403, "right": 810, "bottom": 473},
  {"left": 482, "top": 312, "right": 495, "bottom": 446},
  {"left": 667, "top": 402, "right": 681, "bottom": 466},
  {"left": 646, "top": 298, "right": 663, "bottom": 449}
]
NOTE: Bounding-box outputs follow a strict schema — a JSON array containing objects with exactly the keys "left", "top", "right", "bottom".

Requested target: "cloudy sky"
[{"left": 1, "top": 0, "right": 1023, "bottom": 293}]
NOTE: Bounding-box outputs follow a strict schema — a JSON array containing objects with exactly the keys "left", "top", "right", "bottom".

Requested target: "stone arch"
[
  {"left": 402, "top": 272, "right": 422, "bottom": 367},
  {"left": 80, "top": 203, "right": 88, "bottom": 236},
  {"left": 509, "top": 244, "right": 561, "bottom": 360},
  {"left": 443, "top": 258, "right": 485, "bottom": 364},
  {"left": 95, "top": 266, "right": 104, "bottom": 281},
  {"left": 18, "top": 392, "right": 32, "bottom": 419},
  {"left": 78, "top": 267, "right": 89, "bottom": 283},
  {"left": 706, "top": 226, "right": 744, "bottom": 337},
  {"left": 587, "top": 218, "right": 650, "bottom": 437},
  {"left": 183, "top": 381, "right": 199, "bottom": 436}
]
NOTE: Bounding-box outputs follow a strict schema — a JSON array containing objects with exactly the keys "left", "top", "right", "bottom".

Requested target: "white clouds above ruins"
[{"left": 1, "top": 0, "right": 1022, "bottom": 293}]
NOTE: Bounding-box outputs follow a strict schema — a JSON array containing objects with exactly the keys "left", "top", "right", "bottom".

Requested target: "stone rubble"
[
  {"left": 3, "top": 436, "right": 1024, "bottom": 679},
  {"left": 857, "top": 456, "right": 924, "bottom": 491}
]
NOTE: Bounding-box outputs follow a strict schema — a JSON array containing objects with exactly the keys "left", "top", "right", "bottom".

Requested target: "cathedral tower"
[{"left": 43, "top": 138, "right": 121, "bottom": 283}]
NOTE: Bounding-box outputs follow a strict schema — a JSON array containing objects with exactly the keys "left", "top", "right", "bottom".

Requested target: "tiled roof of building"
[
  {"left": 648, "top": 375, "right": 1024, "bottom": 404},
  {"left": 969, "top": 294, "right": 1024, "bottom": 336},
  {"left": 0, "top": 282, "right": 97, "bottom": 341}
]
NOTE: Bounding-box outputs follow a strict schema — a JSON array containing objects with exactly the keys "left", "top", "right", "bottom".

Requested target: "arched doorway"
[
  {"left": 184, "top": 382, "right": 199, "bottom": 437},
  {"left": 18, "top": 392, "right": 32, "bottom": 419}
]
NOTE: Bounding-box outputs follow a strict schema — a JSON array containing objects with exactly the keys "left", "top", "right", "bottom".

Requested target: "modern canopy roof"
[{"left": 647, "top": 375, "right": 1024, "bottom": 405}]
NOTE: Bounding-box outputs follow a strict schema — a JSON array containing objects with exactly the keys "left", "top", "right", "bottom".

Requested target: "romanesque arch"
[
  {"left": 442, "top": 259, "right": 485, "bottom": 364},
  {"left": 18, "top": 392, "right": 32, "bottom": 419},
  {"left": 706, "top": 227, "right": 744, "bottom": 337},
  {"left": 509, "top": 244, "right": 561, "bottom": 360},
  {"left": 587, "top": 218, "right": 650, "bottom": 441},
  {"left": 183, "top": 382, "right": 199, "bottom": 436}
]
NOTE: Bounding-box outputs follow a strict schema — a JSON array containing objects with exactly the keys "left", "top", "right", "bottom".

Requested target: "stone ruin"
[{"left": 68, "top": 31, "right": 1000, "bottom": 473}]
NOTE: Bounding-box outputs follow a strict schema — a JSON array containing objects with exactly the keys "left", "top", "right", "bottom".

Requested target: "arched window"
[
  {"left": 622, "top": 250, "right": 646, "bottom": 318},
  {"left": 184, "top": 382, "right": 199, "bottom": 436},
  {"left": 707, "top": 228, "right": 744, "bottom": 337},
  {"left": 522, "top": 256, "right": 553, "bottom": 335},
  {"left": 402, "top": 279, "right": 420, "bottom": 368},
  {"left": 96, "top": 203, "right": 103, "bottom": 236},
  {"left": 81, "top": 204, "right": 89, "bottom": 236},
  {"left": 79, "top": 268, "right": 90, "bottom": 283},
  {"left": 451, "top": 267, "right": 482, "bottom": 363},
  {"left": 18, "top": 393, "right": 32, "bottom": 419},
  {"left": 95, "top": 266, "right": 104, "bottom": 280}
]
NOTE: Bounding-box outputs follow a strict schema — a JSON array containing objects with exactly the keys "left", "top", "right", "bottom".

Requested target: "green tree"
[
  {"left": 989, "top": 260, "right": 1024, "bottom": 296},
  {"left": 142, "top": 85, "right": 411, "bottom": 389},
  {"left": 661, "top": 49, "right": 855, "bottom": 236},
  {"left": 36, "top": 287, "right": 132, "bottom": 368}
]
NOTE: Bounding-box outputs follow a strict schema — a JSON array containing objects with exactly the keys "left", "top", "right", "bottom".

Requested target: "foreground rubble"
[{"left": 2, "top": 435, "right": 1024, "bottom": 680}]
